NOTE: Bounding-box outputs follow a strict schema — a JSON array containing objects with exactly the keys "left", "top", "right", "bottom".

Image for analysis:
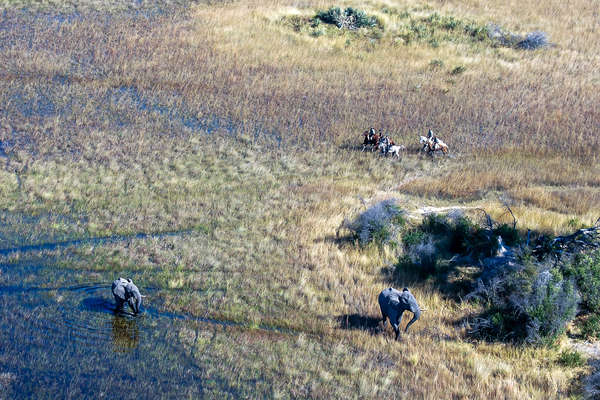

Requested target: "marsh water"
[
  {"left": 0, "top": 213, "right": 264, "bottom": 398},
  {"left": 0, "top": 259, "right": 222, "bottom": 398},
  {"left": 0, "top": 216, "right": 298, "bottom": 398}
]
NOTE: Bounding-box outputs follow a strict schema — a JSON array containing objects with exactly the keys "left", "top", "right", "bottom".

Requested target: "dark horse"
[{"left": 362, "top": 129, "right": 380, "bottom": 152}]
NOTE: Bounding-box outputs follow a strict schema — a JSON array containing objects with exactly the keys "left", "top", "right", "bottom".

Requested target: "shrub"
[
  {"left": 420, "top": 213, "right": 499, "bottom": 258},
  {"left": 469, "top": 263, "right": 579, "bottom": 345},
  {"left": 315, "top": 7, "right": 379, "bottom": 30},
  {"left": 450, "top": 65, "right": 466, "bottom": 75},
  {"left": 402, "top": 229, "right": 425, "bottom": 248},
  {"left": 562, "top": 249, "right": 600, "bottom": 311},
  {"left": 516, "top": 31, "right": 549, "bottom": 50},
  {"left": 521, "top": 268, "right": 579, "bottom": 344},
  {"left": 493, "top": 223, "right": 520, "bottom": 247},
  {"left": 395, "top": 254, "right": 435, "bottom": 278},
  {"left": 347, "top": 200, "right": 405, "bottom": 247},
  {"left": 421, "top": 213, "right": 450, "bottom": 235},
  {"left": 581, "top": 313, "right": 600, "bottom": 339},
  {"left": 487, "top": 23, "right": 549, "bottom": 50},
  {"left": 405, "top": 236, "right": 437, "bottom": 274},
  {"left": 557, "top": 350, "right": 586, "bottom": 368}
]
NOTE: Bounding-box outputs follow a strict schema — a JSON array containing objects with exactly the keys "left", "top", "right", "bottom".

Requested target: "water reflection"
[{"left": 111, "top": 315, "right": 139, "bottom": 352}]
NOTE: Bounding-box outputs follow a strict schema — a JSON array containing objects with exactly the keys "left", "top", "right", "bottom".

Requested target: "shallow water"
[{"left": 0, "top": 260, "right": 245, "bottom": 398}]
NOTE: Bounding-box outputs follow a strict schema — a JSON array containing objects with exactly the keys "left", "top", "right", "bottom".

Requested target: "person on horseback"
[
  {"left": 426, "top": 129, "right": 437, "bottom": 152},
  {"left": 368, "top": 127, "right": 375, "bottom": 141}
]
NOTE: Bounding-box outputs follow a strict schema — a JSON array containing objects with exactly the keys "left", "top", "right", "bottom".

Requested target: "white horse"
[
  {"left": 387, "top": 144, "right": 406, "bottom": 159},
  {"left": 419, "top": 135, "right": 448, "bottom": 155}
]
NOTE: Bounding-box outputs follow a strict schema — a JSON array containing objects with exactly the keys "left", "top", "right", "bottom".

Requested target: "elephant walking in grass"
[
  {"left": 378, "top": 287, "right": 421, "bottom": 340},
  {"left": 112, "top": 278, "right": 143, "bottom": 314}
]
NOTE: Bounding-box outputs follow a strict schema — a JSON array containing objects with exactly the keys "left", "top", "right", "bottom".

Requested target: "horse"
[
  {"left": 386, "top": 144, "right": 406, "bottom": 159},
  {"left": 419, "top": 135, "right": 448, "bottom": 155},
  {"left": 362, "top": 130, "right": 380, "bottom": 152}
]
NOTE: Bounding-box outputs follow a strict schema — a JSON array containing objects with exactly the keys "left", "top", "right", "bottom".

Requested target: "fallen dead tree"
[{"left": 533, "top": 217, "right": 600, "bottom": 262}]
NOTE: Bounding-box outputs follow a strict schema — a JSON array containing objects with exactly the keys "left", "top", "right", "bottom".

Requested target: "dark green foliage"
[
  {"left": 493, "top": 224, "right": 520, "bottom": 246},
  {"left": 558, "top": 350, "right": 586, "bottom": 368},
  {"left": 315, "top": 7, "right": 379, "bottom": 30},
  {"left": 402, "top": 229, "right": 425, "bottom": 248},
  {"left": 562, "top": 250, "right": 600, "bottom": 311},
  {"left": 450, "top": 65, "right": 466, "bottom": 75},
  {"left": 523, "top": 268, "right": 579, "bottom": 344},
  {"left": 581, "top": 314, "right": 600, "bottom": 339},
  {"left": 396, "top": 250, "right": 437, "bottom": 278},
  {"left": 470, "top": 263, "right": 579, "bottom": 345},
  {"left": 420, "top": 214, "right": 499, "bottom": 258},
  {"left": 421, "top": 213, "right": 449, "bottom": 235},
  {"left": 464, "top": 22, "right": 488, "bottom": 40}
]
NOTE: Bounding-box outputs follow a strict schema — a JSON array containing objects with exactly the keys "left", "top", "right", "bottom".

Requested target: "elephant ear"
[{"left": 112, "top": 281, "right": 127, "bottom": 301}]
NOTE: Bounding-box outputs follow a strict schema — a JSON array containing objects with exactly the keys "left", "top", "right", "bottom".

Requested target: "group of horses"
[{"left": 361, "top": 128, "right": 449, "bottom": 158}]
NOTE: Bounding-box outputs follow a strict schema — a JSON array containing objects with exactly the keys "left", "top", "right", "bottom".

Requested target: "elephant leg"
[
  {"left": 395, "top": 310, "right": 405, "bottom": 340},
  {"left": 380, "top": 307, "right": 387, "bottom": 327},
  {"left": 114, "top": 298, "right": 125, "bottom": 311}
]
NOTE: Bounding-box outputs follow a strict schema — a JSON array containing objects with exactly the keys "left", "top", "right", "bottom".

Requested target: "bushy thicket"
[
  {"left": 469, "top": 236, "right": 600, "bottom": 344},
  {"left": 563, "top": 250, "right": 600, "bottom": 338},
  {"left": 346, "top": 200, "right": 405, "bottom": 247},
  {"left": 418, "top": 213, "right": 519, "bottom": 258},
  {"left": 315, "top": 7, "right": 379, "bottom": 30},
  {"left": 469, "top": 262, "right": 579, "bottom": 344},
  {"left": 390, "top": 212, "right": 597, "bottom": 344},
  {"left": 563, "top": 250, "right": 600, "bottom": 311},
  {"left": 394, "top": 212, "right": 519, "bottom": 279},
  {"left": 350, "top": 208, "right": 596, "bottom": 344}
]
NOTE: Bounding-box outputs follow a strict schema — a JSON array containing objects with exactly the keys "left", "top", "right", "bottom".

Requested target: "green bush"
[
  {"left": 523, "top": 268, "right": 579, "bottom": 344},
  {"left": 581, "top": 313, "right": 600, "bottom": 339},
  {"left": 420, "top": 214, "right": 500, "bottom": 258},
  {"left": 450, "top": 65, "right": 466, "bottom": 75},
  {"left": 396, "top": 249, "right": 437, "bottom": 278},
  {"left": 469, "top": 264, "right": 579, "bottom": 345},
  {"left": 402, "top": 229, "right": 425, "bottom": 248},
  {"left": 558, "top": 350, "right": 586, "bottom": 368},
  {"left": 562, "top": 249, "right": 600, "bottom": 311},
  {"left": 315, "top": 7, "right": 379, "bottom": 30},
  {"left": 464, "top": 22, "right": 488, "bottom": 40},
  {"left": 493, "top": 223, "right": 520, "bottom": 246}
]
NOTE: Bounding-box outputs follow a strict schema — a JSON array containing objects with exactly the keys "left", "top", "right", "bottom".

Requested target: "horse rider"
[
  {"left": 368, "top": 127, "right": 376, "bottom": 141},
  {"left": 426, "top": 129, "right": 438, "bottom": 152}
]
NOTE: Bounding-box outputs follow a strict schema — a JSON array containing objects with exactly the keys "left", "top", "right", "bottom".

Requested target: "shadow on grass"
[
  {"left": 314, "top": 234, "right": 357, "bottom": 248},
  {"left": 336, "top": 313, "right": 382, "bottom": 335}
]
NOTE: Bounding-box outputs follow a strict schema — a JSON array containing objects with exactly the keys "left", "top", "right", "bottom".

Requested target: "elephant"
[
  {"left": 378, "top": 287, "right": 421, "bottom": 340},
  {"left": 112, "top": 277, "right": 143, "bottom": 314}
]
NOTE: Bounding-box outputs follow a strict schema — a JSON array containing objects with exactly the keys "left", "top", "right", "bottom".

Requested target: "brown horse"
[{"left": 362, "top": 130, "right": 381, "bottom": 152}]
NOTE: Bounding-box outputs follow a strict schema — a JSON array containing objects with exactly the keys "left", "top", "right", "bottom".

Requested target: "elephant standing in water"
[
  {"left": 378, "top": 287, "right": 421, "bottom": 340},
  {"left": 112, "top": 278, "right": 143, "bottom": 314}
]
